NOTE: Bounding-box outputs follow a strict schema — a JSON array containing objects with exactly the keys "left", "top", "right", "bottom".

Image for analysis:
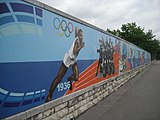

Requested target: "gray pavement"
[{"left": 76, "top": 61, "right": 160, "bottom": 120}]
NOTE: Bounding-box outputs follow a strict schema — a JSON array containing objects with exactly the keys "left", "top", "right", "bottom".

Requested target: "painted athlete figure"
[{"left": 46, "top": 27, "right": 84, "bottom": 102}]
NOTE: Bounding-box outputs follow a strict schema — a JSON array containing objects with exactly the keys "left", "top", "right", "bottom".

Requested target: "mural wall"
[{"left": 0, "top": 0, "right": 151, "bottom": 118}]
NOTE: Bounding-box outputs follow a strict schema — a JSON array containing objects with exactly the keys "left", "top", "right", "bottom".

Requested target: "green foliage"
[
  {"left": 107, "top": 22, "right": 160, "bottom": 60},
  {"left": 156, "top": 49, "right": 160, "bottom": 60}
]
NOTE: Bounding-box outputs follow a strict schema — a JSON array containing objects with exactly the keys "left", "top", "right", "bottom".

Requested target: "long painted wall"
[{"left": 0, "top": 0, "right": 151, "bottom": 119}]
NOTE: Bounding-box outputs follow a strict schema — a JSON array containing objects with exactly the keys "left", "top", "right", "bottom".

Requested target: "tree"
[
  {"left": 107, "top": 22, "right": 160, "bottom": 60},
  {"left": 156, "top": 48, "right": 160, "bottom": 60}
]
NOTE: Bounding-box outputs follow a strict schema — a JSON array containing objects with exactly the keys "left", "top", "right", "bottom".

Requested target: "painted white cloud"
[{"left": 39, "top": 0, "right": 160, "bottom": 40}]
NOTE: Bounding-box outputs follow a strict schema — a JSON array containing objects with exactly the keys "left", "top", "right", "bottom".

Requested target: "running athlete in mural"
[
  {"left": 119, "top": 43, "right": 127, "bottom": 73},
  {"left": 129, "top": 48, "right": 134, "bottom": 68},
  {"left": 141, "top": 52, "right": 145, "bottom": 65},
  {"left": 114, "top": 39, "right": 120, "bottom": 53},
  {"left": 96, "top": 37, "right": 115, "bottom": 77},
  {"left": 46, "top": 27, "right": 85, "bottom": 102}
]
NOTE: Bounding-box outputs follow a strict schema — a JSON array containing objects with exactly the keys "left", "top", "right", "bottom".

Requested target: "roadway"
[{"left": 76, "top": 61, "right": 160, "bottom": 120}]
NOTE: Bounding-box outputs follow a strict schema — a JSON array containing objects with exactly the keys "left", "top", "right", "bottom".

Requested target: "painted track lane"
[{"left": 66, "top": 52, "right": 120, "bottom": 94}]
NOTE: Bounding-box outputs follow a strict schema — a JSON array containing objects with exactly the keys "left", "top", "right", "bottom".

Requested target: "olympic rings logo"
[{"left": 53, "top": 17, "right": 74, "bottom": 37}]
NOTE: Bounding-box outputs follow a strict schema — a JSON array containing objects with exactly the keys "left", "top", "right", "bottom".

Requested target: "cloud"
[{"left": 39, "top": 0, "right": 160, "bottom": 40}]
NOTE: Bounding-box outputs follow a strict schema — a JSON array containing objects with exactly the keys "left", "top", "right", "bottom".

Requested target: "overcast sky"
[{"left": 39, "top": 0, "right": 160, "bottom": 40}]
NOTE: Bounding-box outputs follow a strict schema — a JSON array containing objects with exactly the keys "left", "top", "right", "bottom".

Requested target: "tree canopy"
[{"left": 107, "top": 22, "right": 160, "bottom": 60}]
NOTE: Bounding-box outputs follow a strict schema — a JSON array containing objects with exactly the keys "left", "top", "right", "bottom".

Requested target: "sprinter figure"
[{"left": 46, "top": 27, "right": 84, "bottom": 102}]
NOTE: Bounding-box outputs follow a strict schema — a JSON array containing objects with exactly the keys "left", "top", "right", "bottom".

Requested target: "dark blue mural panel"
[
  {"left": 0, "top": 3, "right": 10, "bottom": 14},
  {"left": 10, "top": 3, "right": 34, "bottom": 14}
]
